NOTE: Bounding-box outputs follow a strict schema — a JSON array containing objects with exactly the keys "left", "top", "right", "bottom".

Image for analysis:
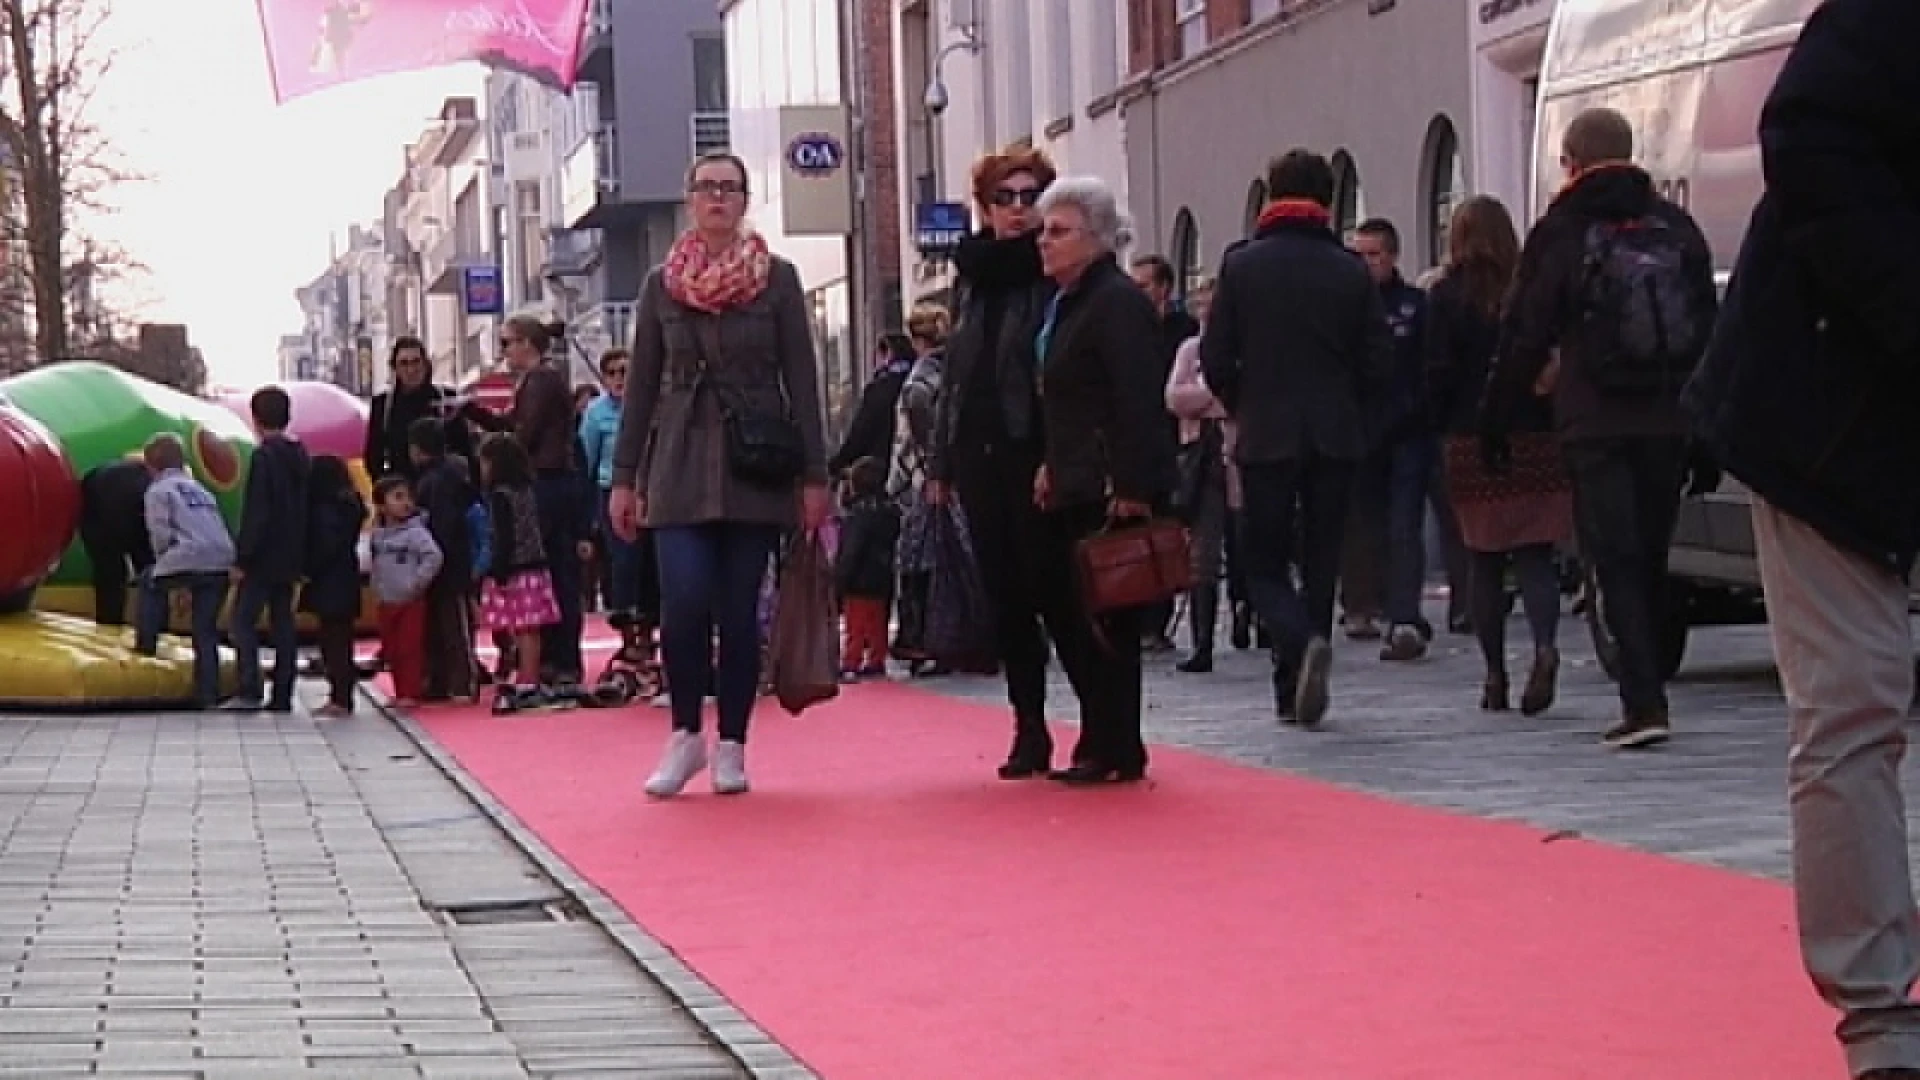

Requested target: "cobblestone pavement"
[
  {"left": 932, "top": 599, "right": 1895, "bottom": 882},
  {"left": 0, "top": 684, "right": 786, "bottom": 1078}
]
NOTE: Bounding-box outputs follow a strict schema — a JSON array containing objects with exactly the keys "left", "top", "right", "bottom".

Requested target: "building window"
[
  {"left": 515, "top": 182, "right": 546, "bottom": 302},
  {"left": 1422, "top": 116, "right": 1465, "bottom": 268},
  {"left": 1048, "top": 0, "right": 1074, "bottom": 121},
  {"left": 1002, "top": 0, "right": 1035, "bottom": 139},
  {"left": 1089, "top": 0, "right": 1120, "bottom": 94},
  {"left": 1331, "top": 150, "right": 1365, "bottom": 242},
  {"left": 1243, "top": 177, "right": 1268, "bottom": 236},
  {"left": 1176, "top": 0, "right": 1206, "bottom": 60},
  {"left": 1170, "top": 208, "right": 1201, "bottom": 297},
  {"left": 692, "top": 35, "right": 727, "bottom": 113}
]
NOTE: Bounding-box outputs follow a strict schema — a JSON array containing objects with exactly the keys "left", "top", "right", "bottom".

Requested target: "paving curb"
[{"left": 368, "top": 689, "right": 821, "bottom": 1080}]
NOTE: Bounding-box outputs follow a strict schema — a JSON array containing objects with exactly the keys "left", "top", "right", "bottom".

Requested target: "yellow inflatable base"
[
  {"left": 36, "top": 584, "right": 381, "bottom": 637},
  {"left": 0, "top": 611, "right": 237, "bottom": 710}
]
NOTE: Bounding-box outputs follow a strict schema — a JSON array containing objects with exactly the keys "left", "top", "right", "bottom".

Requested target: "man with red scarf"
[{"left": 1201, "top": 149, "right": 1392, "bottom": 727}]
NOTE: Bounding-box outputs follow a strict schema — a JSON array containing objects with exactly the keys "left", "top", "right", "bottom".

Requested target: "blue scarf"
[{"left": 1033, "top": 291, "right": 1064, "bottom": 373}]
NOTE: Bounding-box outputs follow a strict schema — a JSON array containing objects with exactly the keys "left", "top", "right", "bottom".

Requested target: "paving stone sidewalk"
[
  {"left": 0, "top": 686, "right": 808, "bottom": 1078},
  {"left": 934, "top": 599, "right": 1920, "bottom": 882}
]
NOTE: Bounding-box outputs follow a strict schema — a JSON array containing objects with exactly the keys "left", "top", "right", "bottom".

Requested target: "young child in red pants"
[
  {"left": 369, "top": 477, "right": 444, "bottom": 707},
  {"left": 834, "top": 457, "right": 900, "bottom": 681}
]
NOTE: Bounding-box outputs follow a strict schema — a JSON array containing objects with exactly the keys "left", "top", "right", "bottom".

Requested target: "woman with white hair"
[{"left": 1027, "top": 176, "right": 1177, "bottom": 785}]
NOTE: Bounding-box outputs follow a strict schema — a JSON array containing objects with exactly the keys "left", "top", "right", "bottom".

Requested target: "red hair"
[{"left": 969, "top": 142, "right": 1057, "bottom": 214}]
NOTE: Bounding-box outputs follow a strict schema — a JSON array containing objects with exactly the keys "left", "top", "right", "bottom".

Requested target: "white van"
[{"left": 1532, "top": 0, "right": 1821, "bottom": 680}]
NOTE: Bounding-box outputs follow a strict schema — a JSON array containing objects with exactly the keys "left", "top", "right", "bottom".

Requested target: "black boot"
[
  {"left": 997, "top": 714, "right": 1054, "bottom": 780},
  {"left": 1179, "top": 585, "right": 1217, "bottom": 673},
  {"left": 1230, "top": 603, "right": 1253, "bottom": 650}
]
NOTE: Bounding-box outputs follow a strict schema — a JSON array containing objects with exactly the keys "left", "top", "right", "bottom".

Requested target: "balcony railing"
[
  {"left": 573, "top": 301, "right": 636, "bottom": 362},
  {"left": 690, "top": 111, "right": 730, "bottom": 157},
  {"left": 593, "top": 127, "right": 618, "bottom": 193}
]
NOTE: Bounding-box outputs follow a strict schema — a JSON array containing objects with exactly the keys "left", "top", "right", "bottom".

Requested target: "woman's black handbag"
[
  {"left": 1169, "top": 420, "right": 1223, "bottom": 525},
  {"left": 693, "top": 322, "right": 806, "bottom": 489}
]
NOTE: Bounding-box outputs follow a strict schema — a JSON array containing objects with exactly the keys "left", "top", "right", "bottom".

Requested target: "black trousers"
[
  {"left": 422, "top": 579, "right": 477, "bottom": 699},
  {"left": 1339, "top": 449, "right": 1390, "bottom": 621},
  {"left": 1240, "top": 456, "right": 1356, "bottom": 681},
  {"left": 316, "top": 614, "right": 358, "bottom": 709},
  {"left": 952, "top": 441, "right": 1060, "bottom": 751},
  {"left": 80, "top": 521, "right": 152, "bottom": 626},
  {"left": 1563, "top": 436, "right": 1686, "bottom": 718},
  {"left": 1042, "top": 500, "right": 1147, "bottom": 772}
]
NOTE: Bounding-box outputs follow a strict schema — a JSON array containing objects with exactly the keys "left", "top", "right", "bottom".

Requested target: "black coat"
[
  {"left": 830, "top": 361, "right": 910, "bottom": 476},
  {"left": 1485, "top": 166, "right": 1716, "bottom": 443},
  {"left": 930, "top": 229, "right": 1052, "bottom": 481},
  {"left": 1201, "top": 216, "right": 1393, "bottom": 464},
  {"left": 835, "top": 497, "right": 900, "bottom": 600},
  {"left": 1375, "top": 273, "right": 1431, "bottom": 445},
  {"left": 366, "top": 383, "right": 472, "bottom": 483},
  {"left": 80, "top": 459, "right": 155, "bottom": 566},
  {"left": 414, "top": 454, "right": 475, "bottom": 586},
  {"left": 1035, "top": 255, "right": 1176, "bottom": 509},
  {"left": 236, "top": 434, "right": 311, "bottom": 585},
  {"left": 302, "top": 491, "right": 367, "bottom": 619},
  {"left": 1683, "top": 0, "right": 1920, "bottom": 575},
  {"left": 1425, "top": 272, "right": 1552, "bottom": 438}
]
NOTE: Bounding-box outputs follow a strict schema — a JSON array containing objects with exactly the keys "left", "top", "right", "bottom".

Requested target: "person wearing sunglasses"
[
  {"left": 923, "top": 142, "right": 1071, "bottom": 780},
  {"left": 579, "top": 348, "right": 660, "bottom": 673},
  {"left": 609, "top": 150, "right": 829, "bottom": 798}
]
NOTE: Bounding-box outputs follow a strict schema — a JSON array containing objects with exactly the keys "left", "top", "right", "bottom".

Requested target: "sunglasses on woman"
[{"left": 991, "top": 186, "right": 1042, "bottom": 208}]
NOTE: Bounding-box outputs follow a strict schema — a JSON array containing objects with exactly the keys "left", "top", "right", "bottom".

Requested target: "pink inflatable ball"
[{"left": 213, "top": 382, "right": 369, "bottom": 461}]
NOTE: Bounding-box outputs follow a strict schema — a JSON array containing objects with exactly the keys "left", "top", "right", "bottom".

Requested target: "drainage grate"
[{"left": 433, "top": 899, "right": 580, "bottom": 926}]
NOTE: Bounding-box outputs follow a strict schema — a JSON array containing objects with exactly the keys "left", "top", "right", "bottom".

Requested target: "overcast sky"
[{"left": 94, "top": 2, "right": 481, "bottom": 389}]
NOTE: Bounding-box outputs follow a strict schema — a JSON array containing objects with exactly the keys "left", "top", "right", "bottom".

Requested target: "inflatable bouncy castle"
[{"left": 0, "top": 364, "right": 380, "bottom": 708}]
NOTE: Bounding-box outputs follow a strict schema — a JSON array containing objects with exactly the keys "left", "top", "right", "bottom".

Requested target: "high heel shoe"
[
  {"left": 1520, "top": 647, "right": 1560, "bottom": 717},
  {"left": 1480, "top": 674, "right": 1510, "bottom": 712},
  {"left": 1048, "top": 761, "right": 1147, "bottom": 786}
]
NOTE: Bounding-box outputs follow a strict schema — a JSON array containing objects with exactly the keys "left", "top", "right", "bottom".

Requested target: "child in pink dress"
[{"left": 475, "top": 434, "right": 564, "bottom": 715}]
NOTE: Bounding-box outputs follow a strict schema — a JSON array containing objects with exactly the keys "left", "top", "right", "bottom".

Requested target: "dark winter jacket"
[
  {"left": 366, "top": 383, "right": 471, "bottom": 483},
  {"left": 1374, "top": 272, "right": 1431, "bottom": 445},
  {"left": 929, "top": 229, "right": 1053, "bottom": 481},
  {"left": 830, "top": 359, "right": 911, "bottom": 477},
  {"left": 302, "top": 490, "right": 368, "bottom": 620},
  {"left": 413, "top": 453, "right": 475, "bottom": 587},
  {"left": 1484, "top": 165, "right": 1716, "bottom": 443},
  {"left": 487, "top": 482, "right": 547, "bottom": 583},
  {"left": 1034, "top": 254, "right": 1177, "bottom": 509},
  {"left": 235, "top": 433, "right": 311, "bottom": 585},
  {"left": 1683, "top": 0, "right": 1920, "bottom": 575},
  {"left": 1201, "top": 214, "right": 1393, "bottom": 464},
  {"left": 835, "top": 495, "right": 901, "bottom": 600},
  {"left": 80, "top": 459, "right": 155, "bottom": 568},
  {"left": 1425, "top": 271, "right": 1552, "bottom": 437}
]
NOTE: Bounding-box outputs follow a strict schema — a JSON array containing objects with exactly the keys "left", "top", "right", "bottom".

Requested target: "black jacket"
[
  {"left": 1485, "top": 165, "right": 1716, "bottom": 443},
  {"left": 1201, "top": 215, "right": 1393, "bottom": 464},
  {"left": 414, "top": 453, "right": 475, "bottom": 587},
  {"left": 830, "top": 359, "right": 911, "bottom": 476},
  {"left": 366, "top": 382, "right": 470, "bottom": 483},
  {"left": 301, "top": 490, "right": 367, "bottom": 619},
  {"left": 835, "top": 496, "right": 901, "bottom": 600},
  {"left": 1376, "top": 273, "right": 1431, "bottom": 444},
  {"left": 1035, "top": 255, "right": 1176, "bottom": 508},
  {"left": 80, "top": 459, "right": 155, "bottom": 564},
  {"left": 1683, "top": 0, "right": 1920, "bottom": 575},
  {"left": 236, "top": 434, "right": 311, "bottom": 585},
  {"left": 930, "top": 229, "right": 1053, "bottom": 480},
  {"left": 1426, "top": 271, "right": 1552, "bottom": 438}
]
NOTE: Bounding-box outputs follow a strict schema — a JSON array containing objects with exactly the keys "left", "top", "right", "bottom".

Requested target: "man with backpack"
[{"left": 1481, "top": 106, "right": 1719, "bottom": 750}]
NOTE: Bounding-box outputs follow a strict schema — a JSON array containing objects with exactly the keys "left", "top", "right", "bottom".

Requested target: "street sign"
[
  {"left": 462, "top": 266, "right": 503, "bottom": 316},
  {"left": 914, "top": 202, "right": 970, "bottom": 255}
]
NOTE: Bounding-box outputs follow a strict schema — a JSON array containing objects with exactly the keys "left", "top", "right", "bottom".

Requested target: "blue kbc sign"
[
  {"left": 785, "top": 132, "right": 846, "bottom": 177},
  {"left": 914, "top": 202, "right": 970, "bottom": 255}
]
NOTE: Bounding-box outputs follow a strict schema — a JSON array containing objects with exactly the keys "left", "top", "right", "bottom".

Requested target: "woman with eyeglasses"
[
  {"left": 365, "top": 335, "right": 470, "bottom": 484},
  {"left": 923, "top": 142, "right": 1068, "bottom": 780},
  {"left": 609, "top": 150, "right": 829, "bottom": 798}
]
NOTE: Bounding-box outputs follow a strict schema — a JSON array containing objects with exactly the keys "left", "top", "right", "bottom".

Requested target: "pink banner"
[{"left": 256, "top": 0, "right": 590, "bottom": 103}]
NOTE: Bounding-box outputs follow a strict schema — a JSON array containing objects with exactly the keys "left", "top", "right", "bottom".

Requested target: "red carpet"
[{"left": 407, "top": 677, "right": 1839, "bottom": 1080}]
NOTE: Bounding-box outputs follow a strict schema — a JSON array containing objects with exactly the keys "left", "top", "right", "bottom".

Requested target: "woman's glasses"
[
  {"left": 500, "top": 335, "right": 524, "bottom": 348},
  {"left": 991, "top": 186, "right": 1042, "bottom": 208},
  {"left": 688, "top": 179, "right": 746, "bottom": 198}
]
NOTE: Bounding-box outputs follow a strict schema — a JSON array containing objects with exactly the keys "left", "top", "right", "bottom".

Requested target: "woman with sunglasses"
[
  {"left": 924, "top": 142, "right": 1068, "bottom": 780},
  {"left": 579, "top": 348, "right": 661, "bottom": 676},
  {"left": 609, "top": 150, "right": 829, "bottom": 798},
  {"left": 365, "top": 336, "right": 470, "bottom": 484}
]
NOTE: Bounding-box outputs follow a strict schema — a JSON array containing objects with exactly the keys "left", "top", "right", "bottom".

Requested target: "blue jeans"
[
  {"left": 654, "top": 522, "right": 780, "bottom": 743},
  {"left": 598, "top": 488, "right": 640, "bottom": 614},
  {"left": 1385, "top": 435, "right": 1438, "bottom": 629},
  {"left": 136, "top": 570, "right": 229, "bottom": 708},
  {"left": 535, "top": 471, "right": 586, "bottom": 681},
  {"left": 229, "top": 577, "right": 298, "bottom": 707}
]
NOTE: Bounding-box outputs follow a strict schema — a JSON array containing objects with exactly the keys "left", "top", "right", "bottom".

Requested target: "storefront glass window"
[
  {"left": 1424, "top": 116, "right": 1465, "bottom": 267},
  {"left": 1331, "top": 150, "right": 1365, "bottom": 242}
]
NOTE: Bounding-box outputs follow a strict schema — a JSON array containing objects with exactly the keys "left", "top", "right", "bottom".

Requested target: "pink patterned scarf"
[{"left": 662, "top": 228, "right": 773, "bottom": 313}]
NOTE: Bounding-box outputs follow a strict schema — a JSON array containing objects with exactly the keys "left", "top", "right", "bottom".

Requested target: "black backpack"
[{"left": 1577, "top": 216, "right": 1711, "bottom": 396}]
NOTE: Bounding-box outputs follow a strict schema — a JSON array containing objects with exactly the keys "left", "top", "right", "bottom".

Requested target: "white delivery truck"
[{"left": 1532, "top": 0, "right": 1822, "bottom": 680}]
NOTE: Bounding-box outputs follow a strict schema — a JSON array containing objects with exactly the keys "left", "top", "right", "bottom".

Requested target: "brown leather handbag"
[{"left": 1074, "top": 518, "right": 1195, "bottom": 615}]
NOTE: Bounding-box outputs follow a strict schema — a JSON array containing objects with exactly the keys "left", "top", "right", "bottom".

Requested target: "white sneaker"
[
  {"left": 644, "top": 731, "right": 708, "bottom": 798},
  {"left": 711, "top": 740, "right": 750, "bottom": 796}
]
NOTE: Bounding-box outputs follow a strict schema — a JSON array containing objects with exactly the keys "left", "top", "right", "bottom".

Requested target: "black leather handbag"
[{"left": 694, "top": 321, "right": 806, "bottom": 489}]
